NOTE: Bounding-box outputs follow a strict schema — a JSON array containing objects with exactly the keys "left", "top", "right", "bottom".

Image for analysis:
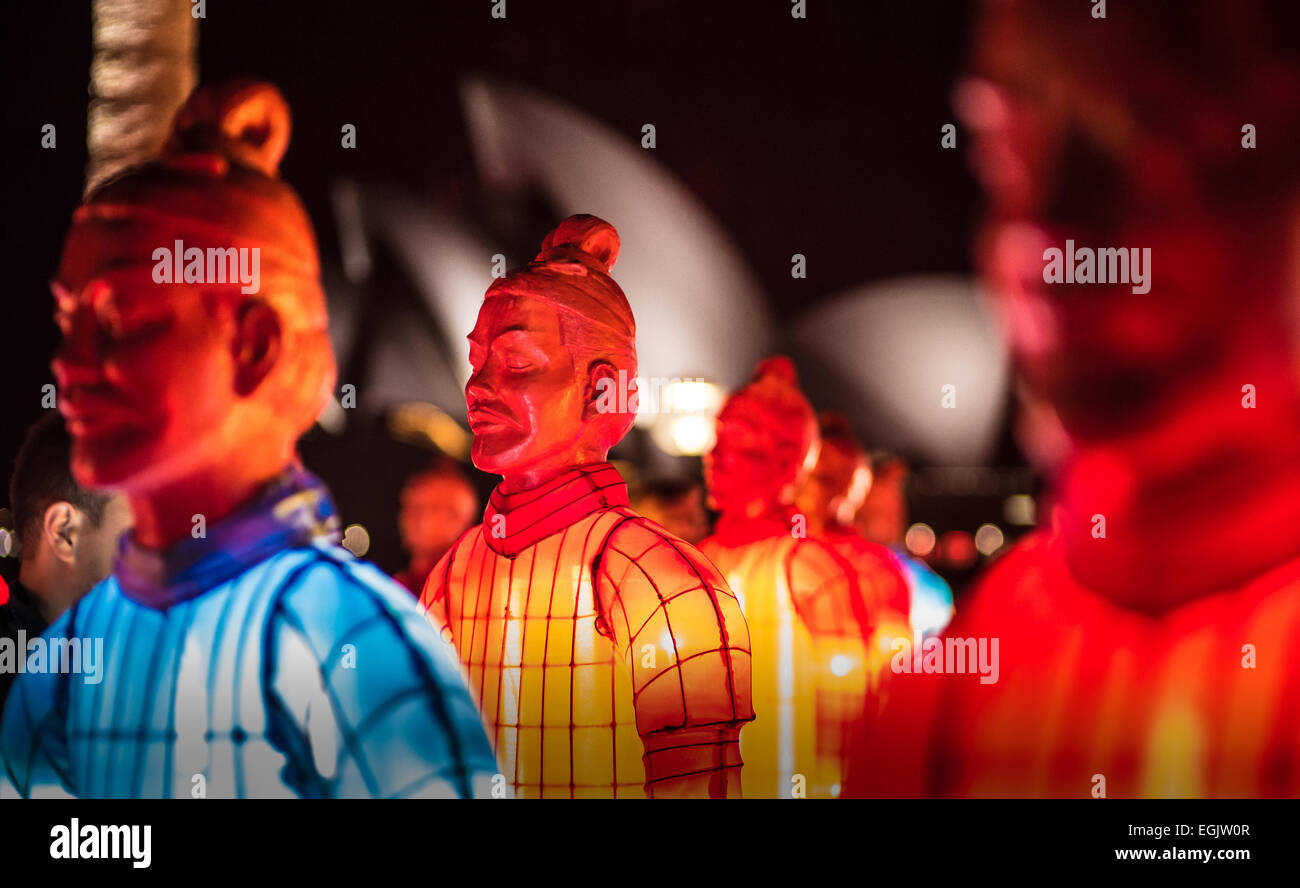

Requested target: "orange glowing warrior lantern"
[
  {"left": 420, "top": 215, "right": 754, "bottom": 798},
  {"left": 700, "top": 358, "right": 885, "bottom": 798},
  {"left": 0, "top": 81, "right": 498, "bottom": 799}
]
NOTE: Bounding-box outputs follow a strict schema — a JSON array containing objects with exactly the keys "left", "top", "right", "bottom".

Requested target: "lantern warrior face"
[
  {"left": 466, "top": 215, "right": 637, "bottom": 490},
  {"left": 704, "top": 356, "right": 820, "bottom": 520},
  {"left": 960, "top": 0, "right": 1300, "bottom": 444},
  {"left": 51, "top": 81, "right": 334, "bottom": 497},
  {"left": 795, "top": 412, "right": 872, "bottom": 532}
]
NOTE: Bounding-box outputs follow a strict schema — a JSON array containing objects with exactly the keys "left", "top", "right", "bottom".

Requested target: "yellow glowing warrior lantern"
[{"left": 421, "top": 215, "right": 754, "bottom": 798}]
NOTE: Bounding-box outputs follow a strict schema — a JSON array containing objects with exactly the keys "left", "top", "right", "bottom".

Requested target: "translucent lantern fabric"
[
  {"left": 700, "top": 531, "right": 877, "bottom": 798},
  {"left": 0, "top": 469, "right": 497, "bottom": 798},
  {"left": 822, "top": 527, "right": 913, "bottom": 632},
  {"left": 848, "top": 530, "right": 1300, "bottom": 797},
  {"left": 421, "top": 463, "right": 754, "bottom": 798}
]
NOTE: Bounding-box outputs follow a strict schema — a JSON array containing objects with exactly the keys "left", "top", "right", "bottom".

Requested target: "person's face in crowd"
[
  {"left": 29, "top": 492, "right": 133, "bottom": 613},
  {"left": 52, "top": 228, "right": 288, "bottom": 493},
  {"left": 639, "top": 487, "right": 709, "bottom": 545},
  {"left": 72, "top": 494, "right": 134, "bottom": 595},
  {"left": 466, "top": 294, "right": 613, "bottom": 480},
  {"left": 399, "top": 474, "right": 478, "bottom": 563},
  {"left": 705, "top": 399, "right": 810, "bottom": 519}
]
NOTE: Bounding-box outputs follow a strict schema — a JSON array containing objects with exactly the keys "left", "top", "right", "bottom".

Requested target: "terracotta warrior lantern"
[
  {"left": 1, "top": 80, "right": 496, "bottom": 799},
  {"left": 795, "top": 412, "right": 912, "bottom": 630},
  {"left": 701, "top": 357, "right": 886, "bottom": 799},
  {"left": 848, "top": 0, "right": 1300, "bottom": 798},
  {"left": 420, "top": 214, "right": 754, "bottom": 798}
]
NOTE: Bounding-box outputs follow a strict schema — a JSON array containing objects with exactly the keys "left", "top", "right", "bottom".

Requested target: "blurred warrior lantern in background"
[
  {"left": 421, "top": 215, "right": 754, "bottom": 798},
  {"left": 853, "top": 454, "right": 955, "bottom": 639},
  {"left": 701, "top": 358, "right": 889, "bottom": 799},
  {"left": 1, "top": 81, "right": 496, "bottom": 799},
  {"left": 849, "top": 0, "right": 1300, "bottom": 798},
  {"left": 795, "top": 412, "right": 912, "bottom": 630}
]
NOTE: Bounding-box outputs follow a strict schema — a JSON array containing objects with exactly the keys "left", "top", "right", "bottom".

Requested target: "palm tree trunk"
[{"left": 86, "top": 0, "right": 197, "bottom": 195}]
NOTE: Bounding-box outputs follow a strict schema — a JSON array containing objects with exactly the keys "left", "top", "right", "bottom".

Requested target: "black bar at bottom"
[{"left": 0, "top": 800, "right": 1279, "bottom": 875}]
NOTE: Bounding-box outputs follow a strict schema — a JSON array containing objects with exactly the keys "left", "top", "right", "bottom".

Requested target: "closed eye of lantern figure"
[
  {"left": 0, "top": 81, "right": 497, "bottom": 799},
  {"left": 420, "top": 215, "right": 755, "bottom": 798},
  {"left": 699, "top": 358, "right": 882, "bottom": 799}
]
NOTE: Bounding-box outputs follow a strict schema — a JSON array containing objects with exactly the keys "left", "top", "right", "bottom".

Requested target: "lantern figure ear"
[{"left": 164, "top": 79, "right": 292, "bottom": 178}]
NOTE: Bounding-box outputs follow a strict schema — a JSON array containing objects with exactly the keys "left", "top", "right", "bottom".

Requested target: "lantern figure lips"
[
  {"left": 466, "top": 403, "right": 524, "bottom": 435},
  {"left": 53, "top": 337, "right": 140, "bottom": 441},
  {"left": 57, "top": 382, "right": 139, "bottom": 439},
  {"left": 61, "top": 398, "right": 130, "bottom": 438}
]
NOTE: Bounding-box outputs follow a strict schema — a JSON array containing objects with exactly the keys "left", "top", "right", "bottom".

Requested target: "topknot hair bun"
[
  {"left": 752, "top": 355, "right": 800, "bottom": 388},
  {"left": 537, "top": 214, "right": 621, "bottom": 273},
  {"left": 162, "top": 79, "right": 292, "bottom": 178}
]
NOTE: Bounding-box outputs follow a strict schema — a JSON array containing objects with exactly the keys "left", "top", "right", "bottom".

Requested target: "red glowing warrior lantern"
[{"left": 848, "top": 0, "right": 1300, "bottom": 798}]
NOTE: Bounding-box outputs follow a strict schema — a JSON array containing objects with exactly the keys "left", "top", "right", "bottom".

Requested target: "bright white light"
[
  {"left": 975, "top": 523, "right": 1005, "bottom": 556},
  {"left": 662, "top": 379, "right": 723, "bottom": 414},
  {"left": 0, "top": 529, "right": 10, "bottom": 557},
  {"left": 652, "top": 414, "right": 716, "bottom": 457},
  {"left": 904, "top": 523, "right": 936, "bottom": 557},
  {"left": 648, "top": 380, "right": 724, "bottom": 455},
  {"left": 829, "top": 654, "right": 854, "bottom": 677},
  {"left": 342, "top": 524, "right": 371, "bottom": 558}
]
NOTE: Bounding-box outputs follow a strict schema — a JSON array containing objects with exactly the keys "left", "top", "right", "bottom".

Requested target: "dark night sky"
[{"left": 1, "top": 0, "right": 997, "bottom": 574}]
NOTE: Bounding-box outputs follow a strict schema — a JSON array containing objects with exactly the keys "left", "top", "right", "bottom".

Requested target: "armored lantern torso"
[
  {"left": 822, "top": 528, "right": 913, "bottom": 627},
  {"left": 0, "top": 469, "right": 497, "bottom": 799},
  {"left": 849, "top": 531, "right": 1300, "bottom": 798},
  {"left": 700, "top": 528, "right": 877, "bottom": 799},
  {"left": 962, "top": 533, "right": 1300, "bottom": 797},
  {"left": 422, "top": 463, "right": 754, "bottom": 799}
]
